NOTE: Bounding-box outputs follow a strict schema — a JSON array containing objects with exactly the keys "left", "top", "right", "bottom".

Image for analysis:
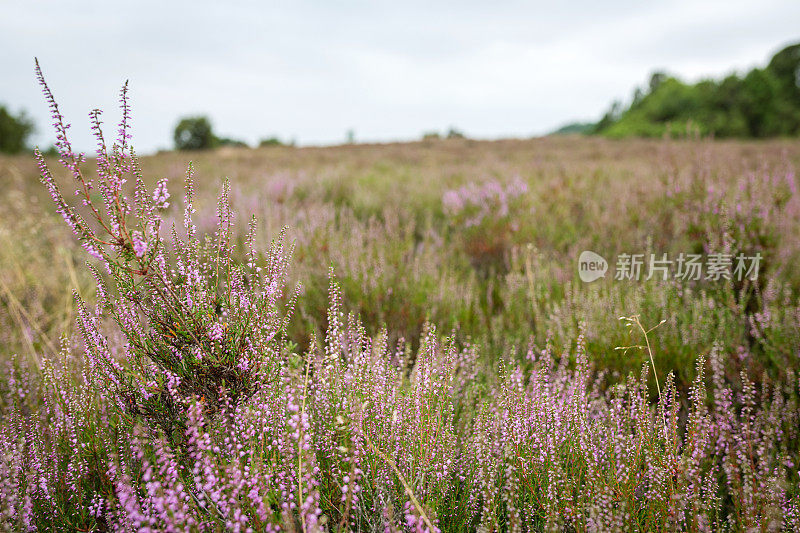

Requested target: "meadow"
[{"left": 0, "top": 79, "right": 799, "bottom": 531}]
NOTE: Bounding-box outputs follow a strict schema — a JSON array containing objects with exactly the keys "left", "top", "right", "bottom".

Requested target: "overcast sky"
[{"left": 2, "top": 0, "right": 799, "bottom": 153}]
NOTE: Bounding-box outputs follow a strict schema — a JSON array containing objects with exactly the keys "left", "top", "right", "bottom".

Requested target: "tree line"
[
  {"left": 3, "top": 42, "right": 799, "bottom": 154},
  {"left": 555, "top": 42, "right": 800, "bottom": 138}
]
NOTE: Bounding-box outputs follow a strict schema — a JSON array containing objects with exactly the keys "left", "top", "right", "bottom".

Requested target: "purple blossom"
[
  {"left": 152, "top": 178, "right": 170, "bottom": 209},
  {"left": 131, "top": 232, "right": 147, "bottom": 257}
]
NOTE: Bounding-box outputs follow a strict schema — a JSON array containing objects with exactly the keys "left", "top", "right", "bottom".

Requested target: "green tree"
[
  {"left": 765, "top": 44, "right": 800, "bottom": 135},
  {"left": 766, "top": 43, "right": 800, "bottom": 106},
  {"left": 592, "top": 100, "right": 623, "bottom": 133},
  {"left": 740, "top": 69, "right": 782, "bottom": 137},
  {"left": 591, "top": 42, "right": 800, "bottom": 139},
  {"left": 0, "top": 105, "right": 34, "bottom": 154},
  {"left": 446, "top": 127, "right": 465, "bottom": 139},
  {"left": 173, "top": 116, "right": 215, "bottom": 150},
  {"left": 648, "top": 71, "right": 668, "bottom": 94}
]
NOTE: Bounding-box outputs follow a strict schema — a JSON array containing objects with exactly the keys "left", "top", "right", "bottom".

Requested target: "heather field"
[{"left": 1, "top": 81, "right": 800, "bottom": 531}]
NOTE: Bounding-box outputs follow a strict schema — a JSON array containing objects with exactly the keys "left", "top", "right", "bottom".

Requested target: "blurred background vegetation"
[
  {"left": 0, "top": 104, "right": 34, "bottom": 154},
  {"left": 2, "top": 135, "right": 799, "bottom": 400},
  {"left": 3, "top": 43, "right": 797, "bottom": 156},
  {"left": 557, "top": 42, "right": 800, "bottom": 139}
]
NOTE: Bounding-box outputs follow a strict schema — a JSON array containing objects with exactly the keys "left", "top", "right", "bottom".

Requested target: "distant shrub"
[
  {"left": 216, "top": 136, "right": 249, "bottom": 148},
  {"left": 259, "top": 136, "right": 284, "bottom": 147},
  {"left": 0, "top": 104, "right": 34, "bottom": 154},
  {"left": 173, "top": 115, "right": 215, "bottom": 150},
  {"left": 549, "top": 121, "right": 595, "bottom": 135},
  {"left": 446, "top": 127, "right": 465, "bottom": 139}
]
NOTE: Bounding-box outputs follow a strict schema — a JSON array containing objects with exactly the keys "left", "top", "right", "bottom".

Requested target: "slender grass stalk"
[
  {"left": 617, "top": 314, "right": 668, "bottom": 433},
  {"left": 363, "top": 428, "right": 437, "bottom": 532}
]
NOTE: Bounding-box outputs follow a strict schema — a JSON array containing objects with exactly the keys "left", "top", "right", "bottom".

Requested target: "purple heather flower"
[
  {"left": 152, "top": 178, "right": 170, "bottom": 209},
  {"left": 131, "top": 232, "right": 147, "bottom": 257}
]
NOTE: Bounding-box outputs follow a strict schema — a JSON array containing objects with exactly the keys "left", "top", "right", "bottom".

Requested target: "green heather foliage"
[
  {"left": 594, "top": 42, "right": 800, "bottom": 138},
  {"left": 1, "top": 65, "right": 800, "bottom": 530}
]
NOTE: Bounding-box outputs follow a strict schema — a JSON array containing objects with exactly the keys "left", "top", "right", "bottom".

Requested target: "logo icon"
[{"left": 578, "top": 250, "right": 608, "bottom": 282}]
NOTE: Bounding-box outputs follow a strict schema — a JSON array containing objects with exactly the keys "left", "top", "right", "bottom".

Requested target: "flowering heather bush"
[
  {"left": 33, "top": 60, "right": 297, "bottom": 440},
  {"left": 1, "top": 66, "right": 799, "bottom": 531},
  {"left": 663, "top": 163, "right": 800, "bottom": 277},
  {"left": 442, "top": 177, "right": 530, "bottom": 273}
]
